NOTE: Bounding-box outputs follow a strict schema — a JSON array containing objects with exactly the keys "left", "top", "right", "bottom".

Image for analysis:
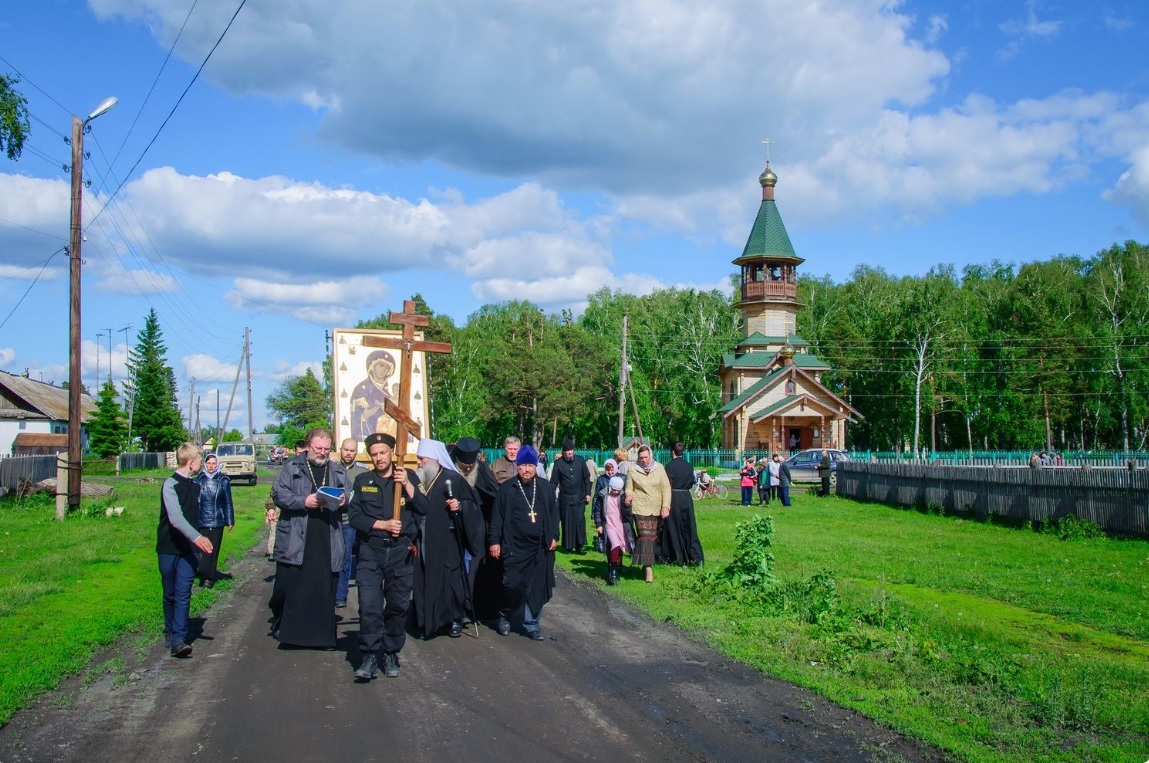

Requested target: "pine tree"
[
  {"left": 88, "top": 381, "right": 127, "bottom": 457},
  {"left": 125, "top": 309, "right": 186, "bottom": 451}
]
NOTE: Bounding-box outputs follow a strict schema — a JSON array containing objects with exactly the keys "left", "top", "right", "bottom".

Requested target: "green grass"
[
  {"left": 558, "top": 492, "right": 1149, "bottom": 762},
  {"left": 0, "top": 468, "right": 270, "bottom": 725}
]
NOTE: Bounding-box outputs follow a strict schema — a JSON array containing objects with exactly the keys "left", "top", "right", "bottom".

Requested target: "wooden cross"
[{"left": 362, "top": 300, "right": 453, "bottom": 522}]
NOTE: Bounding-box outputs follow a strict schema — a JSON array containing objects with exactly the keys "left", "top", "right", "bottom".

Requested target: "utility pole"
[
  {"left": 245, "top": 327, "right": 254, "bottom": 439},
  {"left": 194, "top": 395, "right": 201, "bottom": 443},
  {"left": 103, "top": 327, "right": 114, "bottom": 384},
  {"left": 617, "top": 315, "right": 628, "bottom": 447},
  {"left": 95, "top": 332, "right": 104, "bottom": 390},
  {"left": 216, "top": 389, "right": 221, "bottom": 444},
  {"left": 187, "top": 376, "right": 196, "bottom": 434},
  {"left": 63, "top": 95, "right": 118, "bottom": 519}
]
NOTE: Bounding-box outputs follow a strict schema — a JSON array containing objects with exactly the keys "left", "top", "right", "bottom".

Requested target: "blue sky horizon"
[{"left": 2, "top": 0, "right": 1147, "bottom": 433}]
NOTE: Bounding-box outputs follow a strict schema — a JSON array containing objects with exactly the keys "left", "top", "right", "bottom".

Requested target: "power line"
[
  {"left": 89, "top": 0, "right": 249, "bottom": 226},
  {"left": 0, "top": 54, "right": 72, "bottom": 116},
  {"left": 0, "top": 247, "right": 65, "bottom": 330}
]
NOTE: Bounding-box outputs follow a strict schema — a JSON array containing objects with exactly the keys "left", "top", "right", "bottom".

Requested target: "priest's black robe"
[
  {"left": 490, "top": 475, "right": 559, "bottom": 618},
  {"left": 469, "top": 459, "right": 503, "bottom": 620},
  {"left": 412, "top": 471, "right": 485, "bottom": 638},
  {"left": 660, "top": 457, "right": 705, "bottom": 566},
  {"left": 549, "top": 455, "right": 591, "bottom": 551}
]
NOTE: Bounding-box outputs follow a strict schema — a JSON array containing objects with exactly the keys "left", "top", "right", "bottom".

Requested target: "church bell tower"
[{"left": 733, "top": 162, "right": 802, "bottom": 338}]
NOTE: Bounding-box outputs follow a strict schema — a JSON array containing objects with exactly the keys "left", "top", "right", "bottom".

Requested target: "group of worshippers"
[
  {"left": 264, "top": 427, "right": 562, "bottom": 682},
  {"left": 590, "top": 441, "right": 705, "bottom": 585}
]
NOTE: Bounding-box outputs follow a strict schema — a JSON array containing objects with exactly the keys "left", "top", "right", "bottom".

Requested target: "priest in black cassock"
[
  {"left": 660, "top": 441, "right": 705, "bottom": 566},
  {"left": 451, "top": 437, "right": 502, "bottom": 620},
  {"left": 489, "top": 445, "right": 559, "bottom": 641},
  {"left": 549, "top": 437, "right": 592, "bottom": 554},
  {"left": 412, "top": 439, "right": 485, "bottom": 639}
]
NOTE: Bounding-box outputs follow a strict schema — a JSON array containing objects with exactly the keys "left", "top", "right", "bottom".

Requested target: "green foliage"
[
  {"left": 124, "top": 310, "right": 186, "bottom": 452},
  {"left": 722, "top": 514, "right": 778, "bottom": 588},
  {"left": 221, "top": 428, "right": 244, "bottom": 442},
  {"left": 265, "top": 367, "right": 329, "bottom": 428},
  {"left": 87, "top": 381, "right": 127, "bottom": 458},
  {"left": 1040, "top": 514, "right": 1105, "bottom": 541},
  {"left": 0, "top": 74, "right": 30, "bottom": 161}
]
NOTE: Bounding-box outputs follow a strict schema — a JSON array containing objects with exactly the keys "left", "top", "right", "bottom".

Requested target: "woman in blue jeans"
[{"left": 739, "top": 459, "right": 757, "bottom": 505}]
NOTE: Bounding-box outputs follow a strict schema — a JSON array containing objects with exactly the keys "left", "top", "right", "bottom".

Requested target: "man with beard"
[
  {"left": 335, "top": 438, "right": 368, "bottom": 608},
  {"left": 451, "top": 437, "right": 501, "bottom": 620},
  {"left": 549, "top": 437, "right": 592, "bottom": 554},
  {"left": 269, "top": 429, "right": 349, "bottom": 648},
  {"left": 348, "top": 433, "right": 427, "bottom": 680},
  {"left": 660, "top": 442, "right": 705, "bottom": 566},
  {"left": 490, "top": 436, "right": 520, "bottom": 484},
  {"left": 489, "top": 445, "right": 559, "bottom": 641},
  {"left": 411, "top": 439, "right": 484, "bottom": 639}
]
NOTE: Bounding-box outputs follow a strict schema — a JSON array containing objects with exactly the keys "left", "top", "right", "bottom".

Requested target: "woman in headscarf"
[
  {"left": 592, "top": 475, "right": 634, "bottom": 585},
  {"left": 195, "top": 453, "right": 234, "bottom": 588}
]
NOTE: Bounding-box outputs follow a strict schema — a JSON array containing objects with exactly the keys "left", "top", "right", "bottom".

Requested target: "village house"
[
  {"left": 718, "top": 161, "right": 861, "bottom": 452},
  {"left": 0, "top": 371, "right": 96, "bottom": 457}
]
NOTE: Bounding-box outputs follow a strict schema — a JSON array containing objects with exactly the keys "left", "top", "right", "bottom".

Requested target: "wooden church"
[{"left": 718, "top": 160, "right": 861, "bottom": 452}]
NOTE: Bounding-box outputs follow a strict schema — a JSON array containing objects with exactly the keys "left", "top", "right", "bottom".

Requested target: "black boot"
[{"left": 607, "top": 563, "right": 619, "bottom": 586}]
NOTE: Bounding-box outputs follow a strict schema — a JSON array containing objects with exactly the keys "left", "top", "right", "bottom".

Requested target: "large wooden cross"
[{"left": 362, "top": 300, "right": 453, "bottom": 521}]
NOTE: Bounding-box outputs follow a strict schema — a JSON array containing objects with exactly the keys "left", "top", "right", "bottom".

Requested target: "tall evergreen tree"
[
  {"left": 265, "top": 367, "right": 330, "bottom": 429},
  {"left": 125, "top": 309, "right": 186, "bottom": 451},
  {"left": 88, "top": 381, "right": 127, "bottom": 458}
]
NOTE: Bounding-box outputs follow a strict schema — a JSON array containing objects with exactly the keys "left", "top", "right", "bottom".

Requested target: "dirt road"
[{"left": 0, "top": 547, "right": 945, "bottom": 762}]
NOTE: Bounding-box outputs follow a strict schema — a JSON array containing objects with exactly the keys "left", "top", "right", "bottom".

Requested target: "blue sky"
[{"left": 1, "top": 0, "right": 1147, "bottom": 433}]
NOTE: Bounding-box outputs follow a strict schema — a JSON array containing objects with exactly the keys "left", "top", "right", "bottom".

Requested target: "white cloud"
[
  {"left": 1103, "top": 145, "right": 1149, "bottom": 227},
  {"left": 1000, "top": 1, "right": 1062, "bottom": 39},
  {"left": 268, "top": 360, "right": 324, "bottom": 383},
  {"left": 223, "top": 276, "right": 389, "bottom": 325},
  {"left": 0, "top": 348, "right": 15, "bottom": 367},
  {"left": 181, "top": 353, "right": 240, "bottom": 384},
  {"left": 473, "top": 266, "right": 664, "bottom": 308},
  {"left": 925, "top": 14, "right": 948, "bottom": 44}
]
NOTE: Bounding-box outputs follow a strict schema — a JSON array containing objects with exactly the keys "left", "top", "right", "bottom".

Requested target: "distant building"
[
  {"left": 0, "top": 371, "right": 96, "bottom": 456},
  {"left": 718, "top": 162, "right": 861, "bottom": 452}
]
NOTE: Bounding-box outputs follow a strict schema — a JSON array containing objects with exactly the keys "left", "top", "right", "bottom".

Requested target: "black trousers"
[{"left": 357, "top": 542, "right": 413, "bottom": 655}]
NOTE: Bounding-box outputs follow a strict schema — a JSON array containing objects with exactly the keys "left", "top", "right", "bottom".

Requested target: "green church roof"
[
  {"left": 736, "top": 332, "right": 809, "bottom": 348},
  {"left": 737, "top": 199, "right": 800, "bottom": 262},
  {"left": 718, "top": 368, "right": 786, "bottom": 413}
]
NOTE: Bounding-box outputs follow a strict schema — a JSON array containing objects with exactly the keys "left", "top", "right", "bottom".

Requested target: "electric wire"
[
  {"left": 0, "top": 247, "right": 65, "bottom": 331},
  {"left": 89, "top": 0, "right": 249, "bottom": 226}
]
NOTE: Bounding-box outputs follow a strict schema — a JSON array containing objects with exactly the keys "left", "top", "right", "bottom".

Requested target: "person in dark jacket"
[
  {"left": 348, "top": 432, "right": 428, "bottom": 680},
  {"left": 549, "top": 437, "right": 592, "bottom": 554},
  {"left": 268, "top": 428, "right": 349, "bottom": 649},
  {"left": 817, "top": 450, "right": 833, "bottom": 497},
  {"left": 661, "top": 442, "right": 704, "bottom": 566},
  {"left": 157, "top": 443, "right": 213, "bottom": 658},
  {"left": 777, "top": 454, "right": 793, "bottom": 507},
  {"left": 194, "top": 453, "right": 234, "bottom": 588}
]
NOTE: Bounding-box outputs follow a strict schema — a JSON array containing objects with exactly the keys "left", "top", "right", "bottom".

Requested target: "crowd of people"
[{"left": 155, "top": 431, "right": 708, "bottom": 681}]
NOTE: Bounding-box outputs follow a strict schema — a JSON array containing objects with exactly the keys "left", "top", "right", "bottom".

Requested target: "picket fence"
[{"left": 837, "top": 461, "right": 1149, "bottom": 538}]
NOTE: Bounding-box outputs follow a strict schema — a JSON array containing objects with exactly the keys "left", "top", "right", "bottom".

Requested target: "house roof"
[
  {"left": 13, "top": 433, "right": 68, "bottom": 448},
  {"left": 736, "top": 198, "right": 803, "bottom": 263},
  {"left": 750, "top": 393, "right": 850, "bottom": 423},
  {"left": 718, "top": 367, "right": 786, "bottom": 413},
  {"left": 0, "top": 371, "right": 96, "bottom": 422},
  {"left": 735, "top": 332, "right": 809, "bottom": 348}
]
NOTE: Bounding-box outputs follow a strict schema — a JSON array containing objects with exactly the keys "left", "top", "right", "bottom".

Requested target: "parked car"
[
  {"left": 215, "top": 441, "right": 258, "bottom": 485},
  {"left": 267, "top": 446, "right": 288, "bottom": 466},
  {"left": 784, "top": 448, "right": 849, "bottom": 483}
]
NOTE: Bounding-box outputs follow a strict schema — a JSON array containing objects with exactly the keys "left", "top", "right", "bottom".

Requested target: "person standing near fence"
[
  {"left": 194, "top": 453, "right": 234, "bottom": 588},
  {"left": 739, "top": 458, "right": 757, "bottom": 506},
  {"left": 818, "top": 449, "right": 833, "bottom": 497},
  {"left": 776, "top": 453, "right": 793, "bottom": 507}
]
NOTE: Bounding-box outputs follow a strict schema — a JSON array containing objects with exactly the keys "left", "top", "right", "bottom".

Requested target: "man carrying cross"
[{"left": 488, "top": 445, "right": 559, "bottom": 641}]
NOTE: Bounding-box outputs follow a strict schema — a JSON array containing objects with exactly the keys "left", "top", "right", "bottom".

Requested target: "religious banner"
[{"left": 332, "top": 328, "right": 430, "bottom": 456}]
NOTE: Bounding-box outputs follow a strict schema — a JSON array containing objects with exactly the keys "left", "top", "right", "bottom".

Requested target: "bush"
[{"left": 1040, "top": 514, "right": 1104, "bottom": 541}]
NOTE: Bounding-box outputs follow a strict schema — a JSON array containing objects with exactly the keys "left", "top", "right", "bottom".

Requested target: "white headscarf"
[{"left": 415, "top": 438, "right": 458, "bottom": 474}]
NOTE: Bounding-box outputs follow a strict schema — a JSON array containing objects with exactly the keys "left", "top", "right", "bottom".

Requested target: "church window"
[{"left": 785, "top": 380, "right": 796, "bottom": 394}]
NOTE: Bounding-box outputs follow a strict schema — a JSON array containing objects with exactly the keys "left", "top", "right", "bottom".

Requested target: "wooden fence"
[
  {"left": 0, "top": 455, "right": 58, "bottom": 491},
  {"left": 837, "top": 462, "right": 1149, "bottom": 538}
]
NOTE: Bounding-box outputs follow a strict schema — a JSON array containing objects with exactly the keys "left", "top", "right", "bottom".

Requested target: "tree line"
[{"left": 266, "top": 243, "right": 1147, "bottom": 453}]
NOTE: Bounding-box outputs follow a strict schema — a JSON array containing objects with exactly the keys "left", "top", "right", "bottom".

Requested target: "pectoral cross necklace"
[{"left": 516, "top": 477, "right": 538, "bottom": 523}]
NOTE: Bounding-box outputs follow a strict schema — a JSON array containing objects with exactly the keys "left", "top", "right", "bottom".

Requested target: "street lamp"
[{"left": 65, "top": 96, "right": 118, "bottom": 516}]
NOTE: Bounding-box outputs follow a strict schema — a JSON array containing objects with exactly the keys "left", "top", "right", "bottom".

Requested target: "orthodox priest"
[
  {"left": 412, "top": 439, "right": 485, "bottom": 639},
  {"left": 660, "top": 441, "right": 705, "bottom": 566},
  {"left": 489, "top": 445, "right": 559, "bottom": 641},
  {"left": 549, "top": 437, "right": 592, "bottom": 554},
  {"left": 268, "top": 428, "right": 349, "bottom": 648},
  {"left": 348, "top": 433, "right": 427, "bottom": 680},
  {"left": 451, "top": 437, "right": 502, "bottom": 620}
]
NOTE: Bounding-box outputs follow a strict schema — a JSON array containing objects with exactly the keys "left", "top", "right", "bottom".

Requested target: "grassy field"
[
  {"left": 0, "top": 469, "right": 270, "bottom": 725},
  {"left": 557, "top": 490, "right": 1149, "bottom": 762}
]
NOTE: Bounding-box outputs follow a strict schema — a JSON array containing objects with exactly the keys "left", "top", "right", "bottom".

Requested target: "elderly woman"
[
  {"left": 623, "top": 445, "right": 671, "bottom": 583},
  {"left": 592, "top": 475, "right": 634, "bottom": 585},
  {"left": 195, "top": 453, "right": 234, "bottom": 588}
]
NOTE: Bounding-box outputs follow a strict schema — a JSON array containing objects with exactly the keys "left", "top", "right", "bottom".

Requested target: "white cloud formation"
[
  {"left": 181, "top": 353, "right": 240, "bottom": 384},
  {"left": 0, "top": 348, "right": 15, "bottom": 367},
  {"left": 1000, "top": 1, "right": 1062, "bottom": 39},
  {"left": 268, "top": 360, "right": 324, "bottom": 383},
  {"left": 223, "top": 276, "right": 389, "bottom": 325}
]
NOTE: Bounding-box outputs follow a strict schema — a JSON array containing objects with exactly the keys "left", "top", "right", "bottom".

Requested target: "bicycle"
[{"left": 692, "top": 474, "right": 729, "bottom": 500}]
